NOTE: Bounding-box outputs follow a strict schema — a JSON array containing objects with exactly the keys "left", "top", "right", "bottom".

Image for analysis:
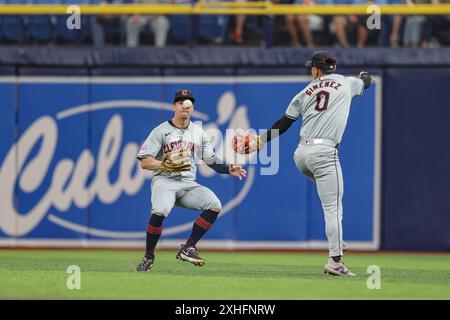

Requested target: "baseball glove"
[
  {"left": 359, "top": 71, "right": 373, "bottom": 89},
  {"left": 232, "top": 134, "right": 263, "bottom": 154},
  {"left": 161, "top": 149, "right": 191, "bottom": 172}
]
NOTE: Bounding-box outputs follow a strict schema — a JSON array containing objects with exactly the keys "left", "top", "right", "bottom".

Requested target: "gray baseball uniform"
[
  {"left": 137, "top": 120, "right": 221, "bottom": 217},
  {"left": 286, "top": 73, "right": 364, "bottom": 257}
]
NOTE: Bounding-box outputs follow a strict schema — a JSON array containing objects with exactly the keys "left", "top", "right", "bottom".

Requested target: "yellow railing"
[{"left": 0, "top": 4, "right": 449, "bottom": 15}]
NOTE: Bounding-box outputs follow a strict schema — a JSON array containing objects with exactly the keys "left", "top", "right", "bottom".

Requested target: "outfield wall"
[
  {"left": 0, "top": 47, "right": 449, "bottom": 251},
  {"left": 0, "top": 75, "right": 380, "bottom": 251}
]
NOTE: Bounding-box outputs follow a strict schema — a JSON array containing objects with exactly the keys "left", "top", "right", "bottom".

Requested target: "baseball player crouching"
[{"left": 136, "top": 89, "right": 247, "bottom": 272}]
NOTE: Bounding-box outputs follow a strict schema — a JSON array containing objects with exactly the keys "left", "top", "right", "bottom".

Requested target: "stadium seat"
[
  {"left": 169, "top": 13, "right": 229, "bottom": 44},
  {"left": 28, "top": 15, "right": 54, "bottom": 43},
  {"left": 198, "top": 15, "right": 229, "bottom": 43},
  {"left": 1, "top": 0, "right": 27, "bottom": 43},
  {"left": 27, "top": 0, "right": 57, "bottom": 43},
  {"left": 169, "top": 15, "right": 190, "bottom": 43}
]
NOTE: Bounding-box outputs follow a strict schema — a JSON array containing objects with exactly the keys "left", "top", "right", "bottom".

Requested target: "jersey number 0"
[{"left": 315, "top": 91, "right": 330, "bottom": 112}]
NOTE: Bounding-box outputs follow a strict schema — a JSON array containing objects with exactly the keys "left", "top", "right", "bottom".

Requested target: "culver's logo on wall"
[{"left": 0, "top": 82, "right": 255, "bottom": 242}]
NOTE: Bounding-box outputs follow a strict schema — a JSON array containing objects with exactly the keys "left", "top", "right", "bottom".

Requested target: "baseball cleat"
[
  {"left": 324, "top": 258, "right": 356, "bottom": 276},
  {"left": 136, "top": 256, "right": 154, "bottom": 272},
  {"left": 176, "top": 245, "right": 205, "bottom": 266}
]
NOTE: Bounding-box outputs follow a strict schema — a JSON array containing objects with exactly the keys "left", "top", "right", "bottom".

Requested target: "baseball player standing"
[
  {"left": 235, "top": 51, "right": 372, "bottom": 276},
  {"left": 136, "top": 89, "right": 247, "bottom": 272}
]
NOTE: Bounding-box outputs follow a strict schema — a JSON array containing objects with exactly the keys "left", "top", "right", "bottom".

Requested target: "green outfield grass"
[{"left": 0, "top": 249, "right": 449, "bottom": 299}]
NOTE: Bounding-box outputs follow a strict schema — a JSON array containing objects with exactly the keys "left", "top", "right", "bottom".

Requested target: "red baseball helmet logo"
[{"left": 182, "top": 90, "right": 188, "bottom": 95}]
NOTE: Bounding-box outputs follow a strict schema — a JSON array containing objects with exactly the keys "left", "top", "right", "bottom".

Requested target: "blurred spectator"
[
  {"left": 352, "top": 0, "right": 403, "bottom": 48},
  {"left": 285, "top": 0, "right": 315, "bottom": 47},
  {"left": 329, "top": 0, "right": 352, "bottom": 47},
  {"left": 198, "top": 0, "right": 230, "bottom": 44},
  {"left": 231, "top": 0, "right": 247, "bottom": 43},
  {"left": 350, "top": 0, "right": 372, "bottom": 48},
  {"left": 126, "top": 0, "right": 171, "bottom": 47},
  {"left": 403, "top": 0, "right": 426, "bottom": 47},
  {"left": 328, "top": 0, "right": 404, "bottom": 48},
  {"left": 214, "top": 15, "right": 230, "bottom": 44},
  {"left": 420, "top": 0, "right": 450, "bottom": 47},
  {"left": 387, "top": 15, "right": 403, "bottom": 47},
  {"left": 91, "top": 0, "right": 127, "bottom": 47},
  {"left": 230, "top": 0, "right": 268, "bottom": 45},
  {"left": 386, "top": 0, "right": 403, "bottom": 47}
]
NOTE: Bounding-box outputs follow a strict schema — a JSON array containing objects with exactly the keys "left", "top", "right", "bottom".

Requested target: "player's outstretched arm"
[
  {"left": 201, "top": 130, "right": 245, "bottom": 179},
  {"left": 140, "top": 156, "right": 163, "bottom": 170},
  {"left": 260, "top": 114, "right": 297, "bottom": 144},
  {"left": 232, "top": 114, "right": 296, "bottom": 155},
  {"left": 205, "top": 156, "right": 247, "bottom": 180}
]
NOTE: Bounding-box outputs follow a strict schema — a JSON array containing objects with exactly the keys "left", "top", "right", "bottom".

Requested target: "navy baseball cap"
[
  {"left": 174, "top": 89, "right": 195, "bottom": 103},
  {"left": 305, "top": 51, "right": 336, "bottom": 72}
]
